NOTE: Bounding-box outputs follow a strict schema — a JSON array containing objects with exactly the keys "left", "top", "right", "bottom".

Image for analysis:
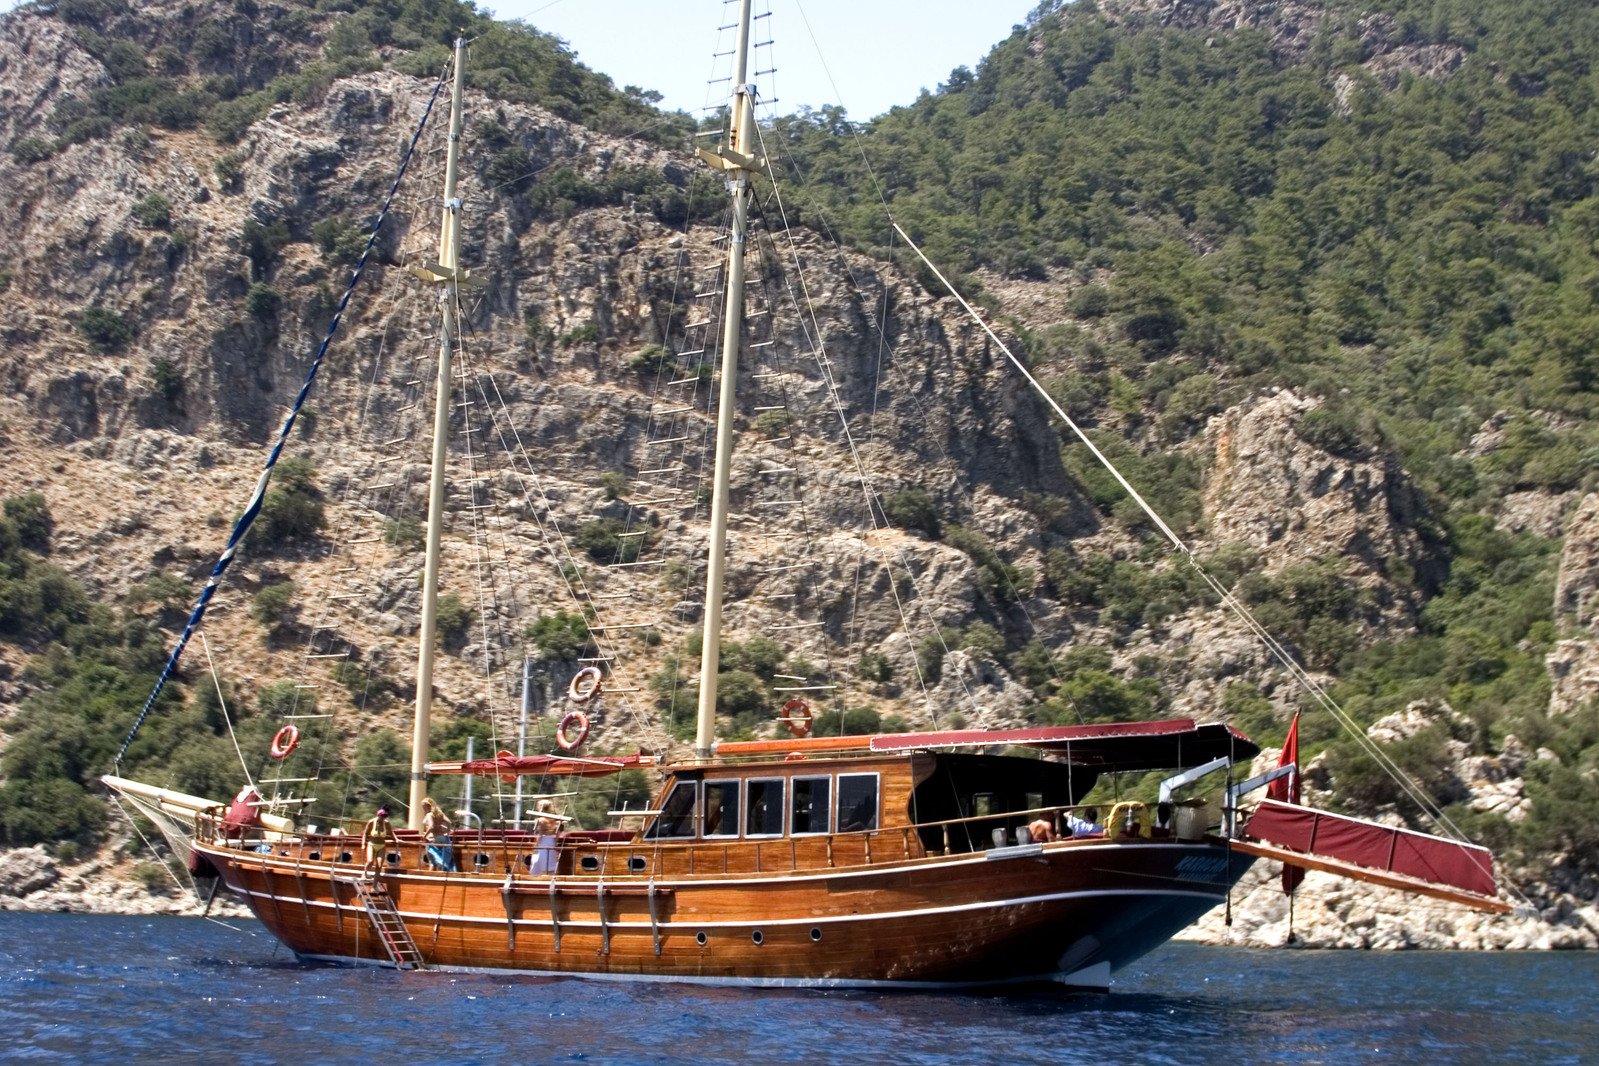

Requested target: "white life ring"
[
  {"left": 556, "top": 710, "right": 590, "bottom": 752},
  {"left": 568, "top": 666, "right": 603, "bottom": 703}
]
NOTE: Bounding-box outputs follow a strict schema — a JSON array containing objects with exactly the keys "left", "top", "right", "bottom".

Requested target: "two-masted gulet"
[{"left": 105, "top": 3, "right": 1509, "bottom": 989}]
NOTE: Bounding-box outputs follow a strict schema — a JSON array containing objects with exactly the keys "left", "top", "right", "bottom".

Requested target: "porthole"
[
  {"left": 580, "top": 855, "right": 600, "bottom": 872},
  {"left": 810, "top": 927, "right": 822, "bottom": 942},
  {"left": 385, "top": 851, "right": 401, "bottom": 865},
  {"left": 338, "top": 851, "right": 353, "bottom": 864},
  {"left": 307, "top": 851, "right": 321, "bottom": 862},
  {"left": 473, "top": 852, "right": 491, "bottom": 869},
  {"left": 751, "top": 930, "right": 764, "bottom": 946},
  {"left": 522, "top": 855, "right": 533, "bottom": 870},
  {"left": 695, "top": 931, "right": 707, "bottom": 946},
  {"left": 627, "top": 855, "right": 647, "bottom": 873}
]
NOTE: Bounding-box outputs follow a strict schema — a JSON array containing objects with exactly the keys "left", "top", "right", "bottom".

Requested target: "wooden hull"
[{"left": 203, "top": 837, "right": 1253, "bottom": 988}]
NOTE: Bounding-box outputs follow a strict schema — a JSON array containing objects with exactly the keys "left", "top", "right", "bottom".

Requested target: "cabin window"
[
  {"left": 703, "top": 780, "right": 740, "bottom": 838},
  {"left": 837, "top": 773, "right": 879, "bottom": 832},
  {"left": 972, "top": 793, "right": 995, "bottom": 818},
  {"left": 745, "top": 778, "right": 784, "bottom": 837},
  {"left": 790, "top": 776, "right": 830, "bottom": 835},
  {"left": 644, "top": 782, "right": 697, "bottom": 840}
]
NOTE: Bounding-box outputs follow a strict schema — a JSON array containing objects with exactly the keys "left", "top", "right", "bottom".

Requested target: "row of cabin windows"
[{"left": 644, "top": 773, "right": 879, "bottom": 841}]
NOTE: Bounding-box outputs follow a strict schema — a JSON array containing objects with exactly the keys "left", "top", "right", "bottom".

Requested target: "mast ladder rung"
[
  {"left": 368, "top": 481, "right": 396, "bottom": 490},
  {"left": 753, "top": 405, "right": 786, "bottom": 411},
  {"left": 753, "top": 500, "right": 801, "bottom": 507},
  {"left": 684, "top": 319, "right": 712, "bottom": 329},
  {"left": 647, "top": 436, "right": 691, "bottom": 446},
  {"left": 768, "top": 621, "right": 824, "bottom": 630},
  {"left": 761, "top": 464, "right": 795, "bottom": 473},
  {"left": 347, "top": 536, "right": 382, "bottom": 544},
  {"left": 380, "top": 436, "right": 408, "bottom": 446},
  {"left": 773, "top": 674, "right": 807, "bottom": 681},
  {"left": 603, "top": 685, "right": 642, "bottom": 693},
  {"left": 759, "top": 436, "right": 790, "bottom": 444},
  {"left": 291, "top": 685, "right": 320, "bottom": 692},
  {"left": 772, "top": 685, "right": 837, "bottom": 692},
  {"left": 749, "top": 372, "right": 783, "bottom": 380},
  {"left": 284, "top": 713, "right": 334, "bottom": 719},
  {"left": 633, "top": 497, "right": 683, "bottom": 506},
  {"left": 376, "top": 456, "right": 402, "bottom": 465},
  {"left": 651, "top": 407, "right": 692, "bottom": 417},
  {"left": 336, "top": 566, "right": 358, "bottom": 573},
  {"left": 677, "top": 348, "right": 706, "bottom": 357},
  {"left": 259, "top": 777, "right": 318, "bottom": 784},
  {"left": 748, "top": 310, "right": 771, "bottom": 319},
  {"left": 668, "top": 376, "right": 704, "bottom": 386},
  {"left": 307, "top": 653, "right": 350, "bottom": 660},
  {"left": 615, "top": 531, "right": 647, "bottom": 538},
  {"left": 608, "top": 559, "right": 666, "bottom": 568},
  {"left": 588, "top": 622, "right": 656, "bottom": 631},
  {"left": 577, "top": 656, "right": 615, "bottom": 663},
  {"left": 750, "top": 340, "right": 774, "bottom": 348},
  {"left": 637, "top": 466, "right": 682, "bottom": 475}
]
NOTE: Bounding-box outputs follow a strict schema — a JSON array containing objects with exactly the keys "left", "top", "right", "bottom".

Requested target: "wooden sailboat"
[{"left": 104, "top": 2, "right": 1509, "bottom": 989}]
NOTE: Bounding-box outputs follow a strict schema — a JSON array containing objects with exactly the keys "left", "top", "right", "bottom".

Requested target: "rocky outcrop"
[
  {"left": 1547, "top": 494, "right": 1599, "bottom": 715},
  {"left": 1203, "top": 390, "right": 1437, "bottom": 601},
  {"left": 0, "top": 845, "right": 248, "bottom": 917}
]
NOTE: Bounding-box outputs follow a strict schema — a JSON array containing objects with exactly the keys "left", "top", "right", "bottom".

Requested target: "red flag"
[{"left": 1270, "top": 711, "right": 1304, "bottom": 894}]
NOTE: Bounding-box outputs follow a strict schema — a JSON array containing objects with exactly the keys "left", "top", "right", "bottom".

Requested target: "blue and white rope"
[{"left": 116, "top": 63, "right": 452, "bottom": 766}]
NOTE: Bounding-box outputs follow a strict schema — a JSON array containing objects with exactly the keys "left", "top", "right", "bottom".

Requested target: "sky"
[{"left": 485, "top": 0, "right": 1038, "bottom": 120}]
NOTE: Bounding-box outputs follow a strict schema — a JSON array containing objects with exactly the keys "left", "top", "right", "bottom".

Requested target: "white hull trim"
[
  {"left": 288, "top": 950, "right": 1117, "bottom": 990},
  {"left": 227, "top": 879, "right": 1226, "bottom": 934}
]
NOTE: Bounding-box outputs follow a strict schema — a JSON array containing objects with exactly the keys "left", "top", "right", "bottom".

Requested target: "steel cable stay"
[{"left": 894, "top": 223, "right": 1527, "bottom": 906}]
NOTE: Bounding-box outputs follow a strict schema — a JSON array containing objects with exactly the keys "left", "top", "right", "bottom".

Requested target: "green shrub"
[
  {"left": 256, "top": 457, "right": 325, "bottom": 544},
  {"left": 627, "top": 343, "right": 671, "bottom": 373},
  {"left": 4, "top": 494, "right": 52, "bottom": 552},
  {"left": 883, "top": 487, "right": 941, "bottom": 538},
  {"left": 382, "top": 516, "right": 423, "bottom": 551},
  {"left": 245, "top": 283, "right": 281, "bottom": 321},
  {"left": 251, "top": 580, "right": 297, "bottom": 636},
  {"left": 312, "top": 218, "right": 369, "bottom": 264},
  {"left": 131, "top": 193, "right": 171, "bottom": 228},
  {"left": 527, "top": 610, "right": 594, "bottom": 662},
  {"left": 435, "top": 593, "right": 473, "bottom": 645},
  {"left": 79, "top": 306, "right": 135, "bottom": 352},
  {"left": 11, "top": 137, "right": 54, "bottom": 164},
  {"left": 571, "top": 517, "right": 642, "bottom": 563},
  {"left": 149, "top": 357, "right": 182, "bottom": 401},
  {"left": 560, "top": 322, "right": 599, "bottom": 347}
]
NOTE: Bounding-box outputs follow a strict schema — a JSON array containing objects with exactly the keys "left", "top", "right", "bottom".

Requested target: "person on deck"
[
  {"left": 530, "top": 800, "right": 560, "bottom": 875},
  {"left": 1029, "top": 818, "right": 1057, "bottom": 843},
  {"left": 420, "top": 797, "right": 456, "bottom": 872},
  {"left": 361, "top": 807, "right": 397, "bottom": 879}
]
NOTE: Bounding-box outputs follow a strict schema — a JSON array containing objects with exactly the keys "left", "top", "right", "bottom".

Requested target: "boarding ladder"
[{"left": 349, "top": 878, "right": 426, "bottom": 970}]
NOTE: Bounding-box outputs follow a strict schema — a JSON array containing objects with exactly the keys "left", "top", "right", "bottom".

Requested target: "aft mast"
[
  {"left": 693, "top": 0, "right": 768, "bottom": 759},
  {"left": 408, "top": 38, "right": 468, "bottom": 830}
]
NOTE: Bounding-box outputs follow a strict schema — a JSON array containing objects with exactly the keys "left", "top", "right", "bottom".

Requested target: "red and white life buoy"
[
  {"left": 556, "top": 710, "right": 590, "bottom": 751},
  {"left": 780, "top": 698, "right": 812, "bottom": 738},
  {"left": 567, "top": 666, "right": 603, "bottom": 704},
  {"left": 269, "top": 725, "right": 300, "bottom": 759}
]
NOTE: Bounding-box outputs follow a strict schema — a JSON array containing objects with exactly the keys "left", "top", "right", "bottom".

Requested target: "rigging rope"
[
  {"left": 892, "top": 223, "right": 1521, "bottom": 902},
  {"left": 115, "top": 63, "right": 451, "bottom": 767}
]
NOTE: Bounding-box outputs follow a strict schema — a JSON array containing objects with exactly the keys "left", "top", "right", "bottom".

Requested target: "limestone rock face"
[
  {"left": 1547, "top": 494, "right": 1599, "bottom": 715},
  {"left": 1203, "top": 391, "right": 1437, "bottom": 604}
]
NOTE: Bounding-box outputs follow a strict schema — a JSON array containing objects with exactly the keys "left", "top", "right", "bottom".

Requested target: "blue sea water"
[{"left": 0, "top": 913, "right": 1593, "bottom": 1065}]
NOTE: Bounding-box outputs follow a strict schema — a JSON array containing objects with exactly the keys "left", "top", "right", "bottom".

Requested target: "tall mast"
[
  {"left": 693, "top": 0, "right": 767, "bottom": 759},
  {"left": 408, "top": 38, "right": 468, "bottom": 830}
]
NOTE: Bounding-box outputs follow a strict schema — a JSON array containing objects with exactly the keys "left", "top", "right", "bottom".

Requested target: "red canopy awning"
[
  {"left": 427, "top": 752, "right": 659, "bottom": 780},
  {"left": 714, "top": 719, "right": 1258, "bottom": 771}
]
